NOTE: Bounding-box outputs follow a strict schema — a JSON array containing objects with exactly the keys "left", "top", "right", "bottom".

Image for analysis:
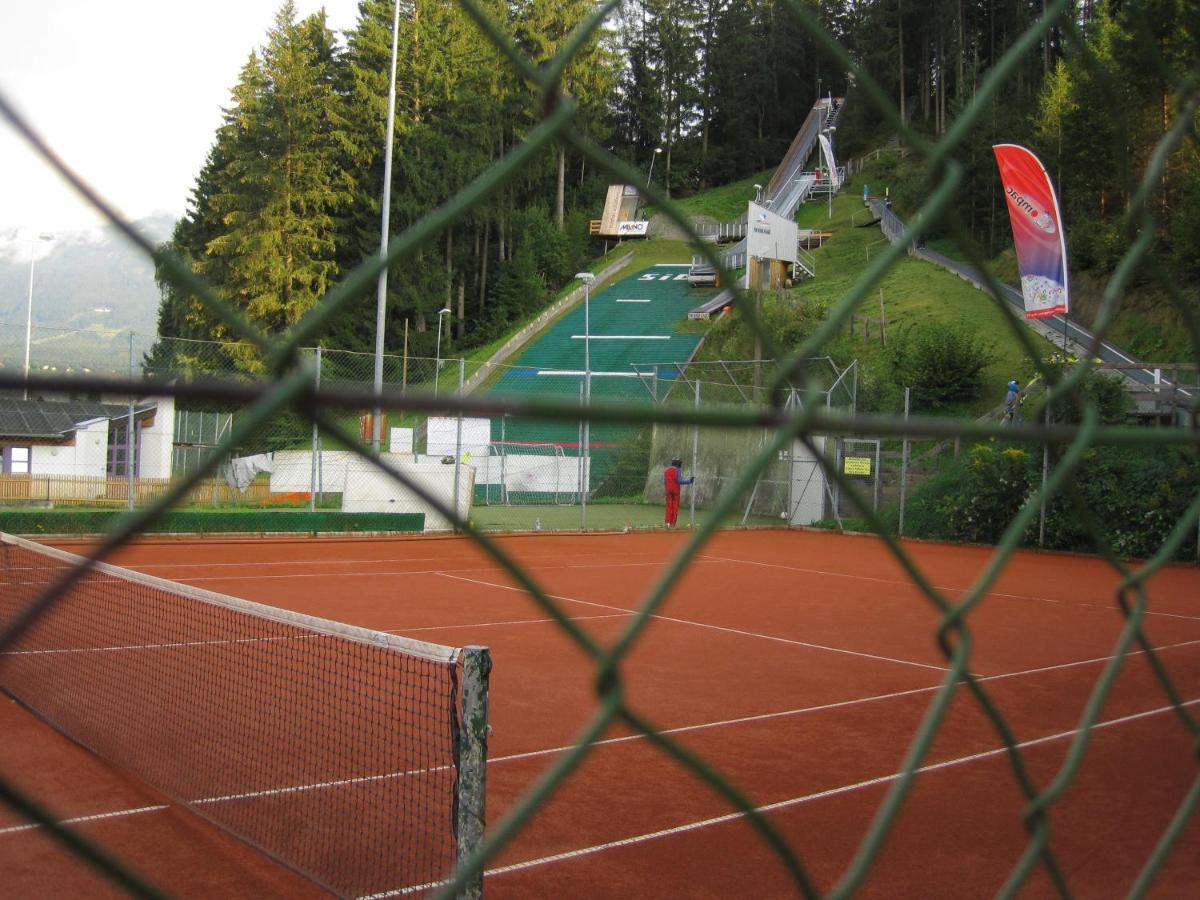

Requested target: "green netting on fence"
[
  {"left": 0, "top": 509, "right": 424, "bottom": 537},
  {"left": 1, "top": 0, "right": 1198, "bottom": 897}
]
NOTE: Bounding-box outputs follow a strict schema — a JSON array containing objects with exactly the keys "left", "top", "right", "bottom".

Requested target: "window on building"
[
  {"left": 3, "top": 446, "right": 32, "bottom": 475},
  {"left": 107, "top": 417, "right": 141, "bottom": 478}
]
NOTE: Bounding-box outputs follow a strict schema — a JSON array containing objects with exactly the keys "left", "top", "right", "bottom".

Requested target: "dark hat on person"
[{"left": 671, "top": 457, "right": 682, "bottom": 467}]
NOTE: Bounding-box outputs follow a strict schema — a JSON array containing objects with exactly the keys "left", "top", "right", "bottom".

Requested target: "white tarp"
[
  {"left": 389, "top": 427, "right": 414, "bottom": 454},
  {"left": 425, "top": 416, "right": 490, "bottom": 458},
  {"left": 475, "top": 452, "right": 587, "bottom": 495},
  {"left": 341, "top": 457, "right": 474, "bottom": 531},
  {"left": 225, "top": 453, "right": 274, "bottom": 492}
]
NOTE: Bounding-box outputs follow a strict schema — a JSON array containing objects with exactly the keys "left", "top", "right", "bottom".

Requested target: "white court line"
[
  {"left": 383, "top": 613, "right": 629, "bottom": 635},
  {"left": 0, "top": 632, "right": 320, "bottom": 657},
  {"left": 169, "top": 558, "right": 685, "bottom": 584},
  {"left": 377, "top": 697, "right": 1200, "bottom": 896},
  {"left": 569, "top": 334, "right": 670, "bottom": 340},
  {"left": 118, "top": 551, "right": 670, "bottom": 573},
  {"left": 6, "top": 641, "right": 1195, "bottom": 845},
  {"left": 700, "top": 554, "right": 1200, "bottom": 622},
  {"left": 615, "top": 298, "right": 651, "bottom": 303},
  {"left": 480, "top": 637, "right": 1200, "bottom": 767},
  {"left": 438, "top": 572, "right": 949, "bottom": 672},
  {"left": 0, "top": 805, "right": 168, "bottom": 836}
]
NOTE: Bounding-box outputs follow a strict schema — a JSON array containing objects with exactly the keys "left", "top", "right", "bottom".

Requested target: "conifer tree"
[{"left": 201, "top": 3, "right": 354, "bottom": 363}]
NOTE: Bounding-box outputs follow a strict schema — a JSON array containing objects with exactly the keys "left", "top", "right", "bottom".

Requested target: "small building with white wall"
[{"left": 0, "top": 396, "right": 174, "bottom": 501}]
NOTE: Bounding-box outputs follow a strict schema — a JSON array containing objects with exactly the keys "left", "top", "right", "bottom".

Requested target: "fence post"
[
  {"left": 873, "top": 439, "right": 881, "bottom": 512},
  {"left": 499, "top": 416, "right": 507, "bottom": 506},
  {"left": 126, "top": 332, "right": 135, "bottom": 512},
  {"left": 310, "top": 347, "right": 321, "bottom": 513},
  {"left": 1039, "top": 403, "right": 1049, "bottom": 547},
  {"left": 899, "top": 387, "right": 910, "bottom": 536},
  {"left": 454, "top": 358, "right": 464, "bottom": 532},
  {"left": 690, "top": 380, "right": 700, "bottom": 529},
  {"left": 785, "top": 390, "right": 795, "bottom": 526},
  {"left": 578, "top": 383, "right": 585, "bottom": 529},
  {"left": 582, "top": 370, "right": 591, "bottom": 531}
]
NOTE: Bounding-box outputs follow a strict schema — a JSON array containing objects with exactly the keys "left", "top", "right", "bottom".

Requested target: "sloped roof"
[{"left": 0, "top": 398, "right": 158, "bottom": 440}]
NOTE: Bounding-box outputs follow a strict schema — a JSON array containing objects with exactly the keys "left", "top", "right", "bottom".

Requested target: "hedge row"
[{"left": 0, "top": 509, "right": 425, "bottom": 537}]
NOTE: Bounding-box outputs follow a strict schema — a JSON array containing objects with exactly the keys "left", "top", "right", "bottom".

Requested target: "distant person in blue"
[
  {"left": 663, "top": 456, "right": 694, "bottom": 528},
  {"left": 1004, "top": 379, "right": 1022, "bottom": 424}
]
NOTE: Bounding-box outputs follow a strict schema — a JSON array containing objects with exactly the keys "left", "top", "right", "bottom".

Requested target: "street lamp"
[
  {"left": 574, "top": 272, "right": 595, "bottom": 379},
  {"left": 574, "top": 272, "right": 595, "bottom": 526},
  {"left": 24, "top": 232, "right": 54, "bottom": 400},
  {"left": 434, "top": 307, "right": 451, "bottom": 398},
  {"left": 645, "top": 147, "right": 663, "bottom": 189},
  {"left": 371, "top": 0, "right": 403, "bottom": 454}
]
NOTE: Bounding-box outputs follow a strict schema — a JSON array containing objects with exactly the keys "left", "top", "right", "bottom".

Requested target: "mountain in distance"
[
  {"left": 0, "top": 212, "right": 175, "bottom": 336},
  {"left": 0, "top": 213, "right": 175, "bottom": 374}
]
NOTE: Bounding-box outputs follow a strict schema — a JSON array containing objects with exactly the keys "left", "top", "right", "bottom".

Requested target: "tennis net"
[{"left": 0, "top": 532, "right": 489, "bottom": 899}]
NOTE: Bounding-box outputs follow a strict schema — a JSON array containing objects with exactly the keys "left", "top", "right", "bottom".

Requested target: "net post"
[{"left": 456, "top": 645, "right": 491, "bottom": 900}]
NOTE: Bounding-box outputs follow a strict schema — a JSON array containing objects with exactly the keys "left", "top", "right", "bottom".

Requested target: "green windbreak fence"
[{"left": 1, "top": 0, "right": 1198, "bottom": 897}]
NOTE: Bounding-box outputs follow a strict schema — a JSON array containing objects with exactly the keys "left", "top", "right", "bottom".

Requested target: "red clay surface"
[{"left": 3, "top": 529, "right": 1198, "bottom": 897}]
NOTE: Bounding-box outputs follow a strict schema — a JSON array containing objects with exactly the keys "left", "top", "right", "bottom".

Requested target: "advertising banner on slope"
[
  {"left": 817, "top": 133, "right": 841, "bottom": 188},
  {"left": 993, "top": 144, "right": 1069, "bottom": 319}
]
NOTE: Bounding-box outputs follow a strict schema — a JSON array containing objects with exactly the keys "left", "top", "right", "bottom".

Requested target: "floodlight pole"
[
  {"left": 646, "top": 147, "right": 662, "bottom": 188},
  {"left": 434, "top": 307, "right": 451, "bottom": 399},
  {"left": 575, "top": 273, "right": 595, "bottom": 529},
  {"left": 372, "top": 0, "right": 402, "bottom": 455},
  {"left": 23, "top": 232, "right": 54, "bottom": 400}
]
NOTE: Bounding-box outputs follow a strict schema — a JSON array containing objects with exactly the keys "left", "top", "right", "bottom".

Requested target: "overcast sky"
[{"left": 0, "top": 0, "right": 362, "bottom": 251}]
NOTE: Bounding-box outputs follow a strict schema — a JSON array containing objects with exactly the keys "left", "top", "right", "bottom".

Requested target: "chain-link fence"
[
  {"left": 2, "top": 0, "right": 1199, "bottom": 897},
  {"left": 4, "top": 327, "right": 858, "bottom": 532}
]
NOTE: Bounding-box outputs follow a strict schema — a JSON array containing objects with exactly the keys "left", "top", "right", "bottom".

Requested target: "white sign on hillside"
[{"left": 746, "top": 201, "right": 798, "bottom": 264}]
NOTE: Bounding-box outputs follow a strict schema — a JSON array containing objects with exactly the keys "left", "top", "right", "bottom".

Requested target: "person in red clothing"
[{"left": 663, "top": 456, "right": 694, "bottom": 528}]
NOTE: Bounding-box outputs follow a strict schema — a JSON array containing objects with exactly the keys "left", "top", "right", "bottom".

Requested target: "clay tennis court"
[{"left": 3, "top": 529, "right": 1199, "bottom": 897}]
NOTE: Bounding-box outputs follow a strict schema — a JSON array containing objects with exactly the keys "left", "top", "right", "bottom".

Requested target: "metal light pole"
[
  {"left": 24, "top": 232, "right": 54, "bottom": 400},
  {"left": 372, "top": 0, "right": 402, "bottom": 455},
  {"left": 434, "top": 307, "right": 451, "bottom": 399},
  {"left": 574, "top": 272, "right": 595, "bottom": 528},
  {"left": 645, "top": 146, "right": 663, "bottom": 188}
]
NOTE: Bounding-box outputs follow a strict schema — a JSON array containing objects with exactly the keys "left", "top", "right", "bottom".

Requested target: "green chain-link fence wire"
[{"left": 1, "top": 0, "right": 1198, "bottom": 895}]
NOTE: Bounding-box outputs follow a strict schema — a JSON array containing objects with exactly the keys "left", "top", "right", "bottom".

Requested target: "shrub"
[
  {"left": 1039, "top": 365, "right": 1132, "bottom": 426},
  {"left": 887, "top": 321, "right": 994, "bottom": 409},
  {"left": 938, "top": 443, "right": 1035, "bottom": 544}
]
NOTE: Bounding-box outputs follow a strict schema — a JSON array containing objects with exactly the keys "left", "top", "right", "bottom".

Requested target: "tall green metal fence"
[{"left": 1, "top": 0, "right": 1198, "bottom": 896}]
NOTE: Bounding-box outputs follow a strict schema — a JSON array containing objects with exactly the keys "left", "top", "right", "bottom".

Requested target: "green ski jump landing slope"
[{"left": 484, "top": 264, "right": 704, "bottom": 494}]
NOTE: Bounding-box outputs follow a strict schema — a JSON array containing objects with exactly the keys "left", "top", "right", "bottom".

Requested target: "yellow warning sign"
[{"left": 843, "top": 457, "right": 872, "bottom": 476}]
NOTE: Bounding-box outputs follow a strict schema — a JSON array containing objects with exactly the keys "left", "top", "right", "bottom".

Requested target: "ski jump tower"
[{"left": 688, "top": 95, "right": 844, "bottom": 315}]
